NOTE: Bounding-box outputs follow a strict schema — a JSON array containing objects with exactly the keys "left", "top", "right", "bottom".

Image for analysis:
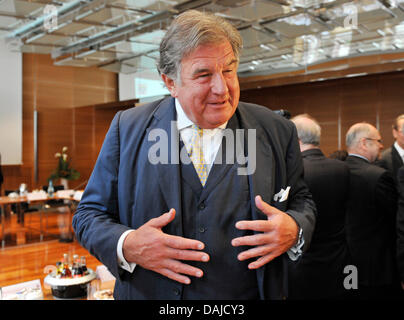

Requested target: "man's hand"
[
  {"left": 231, "top": 195, "right": 299, "bottom": 269},
  {"left": 122, "top": 209, "right": 209, "bottom": 284}
]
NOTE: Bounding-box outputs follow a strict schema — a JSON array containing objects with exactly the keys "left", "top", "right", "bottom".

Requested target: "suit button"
[
  {"left": 198, "top": 202, "right": 206, "bottom": 210},
  {"left": 199, "top": 227, "right": 206, "bottom": 233},
  {"left": 173, "top": 288, "right": 180, "bottom": 296}
]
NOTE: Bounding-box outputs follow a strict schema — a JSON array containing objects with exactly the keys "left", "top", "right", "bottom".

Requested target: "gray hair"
[
  {"left": 157, "top": 10, "right": 243, "bottom": 82},
  {"left": 345, "top": 122, "right": 373, "bottom": 148},
  {"left": 291, "top": 114, "right": 321, "bottom": 146}
]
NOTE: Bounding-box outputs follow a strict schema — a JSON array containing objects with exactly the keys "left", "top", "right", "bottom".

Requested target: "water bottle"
[{"left": 47, "top": 180, "right": 54, "bottom": 197}]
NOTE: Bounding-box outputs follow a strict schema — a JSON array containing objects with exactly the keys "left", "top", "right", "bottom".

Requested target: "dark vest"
[{"left": 180, "top": 114, "right": 259, "bottom": 299}]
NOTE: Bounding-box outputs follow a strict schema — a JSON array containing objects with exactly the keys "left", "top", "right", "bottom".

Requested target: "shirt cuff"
[
  {"left": 287, "top": 228, "right": 305, "bottom": 261},
  {"left": 117, "top": 229, "right": 137, "bottom": 273}
]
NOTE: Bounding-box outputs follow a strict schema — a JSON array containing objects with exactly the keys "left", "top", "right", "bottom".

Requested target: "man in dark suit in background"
[
  {"left": 397, "top": 166, "right": 404, "bottom": 292},
  {"left": 288, "top": 114, "right": 351, "bottom": 299},
  {"left": 378, "top": 114, "right": 404, "bottom": 184},
  {"left": 345, "top": 122, "right": 399, "bottom": 299},
  {"left": 72, "top": 10, "right": 316, "bottom": 300}
]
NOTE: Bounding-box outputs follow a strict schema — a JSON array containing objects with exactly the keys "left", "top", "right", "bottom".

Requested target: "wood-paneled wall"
[
  {"left": 240, "top": 70, "right": 404, "bottom": 156},
  {"left": 1, "top": 53, "right": 119, "bottom": 193}
]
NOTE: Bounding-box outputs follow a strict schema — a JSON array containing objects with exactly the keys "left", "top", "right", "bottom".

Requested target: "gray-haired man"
[
  {"left": 378, "top": 114, "right": 404, "bottom": 185},
  {"left": 345, "top": 122, "right": 399, "bottom": 299},
  {"left": 73, "top": 10, "right": 316, "bottom": 300},
  {"left": 288, "top": 114, "right": 350, "bottom": 300}
]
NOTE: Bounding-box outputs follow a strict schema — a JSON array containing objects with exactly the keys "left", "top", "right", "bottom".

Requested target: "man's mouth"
[{"left": 208, "top": 99, "right": 228, "bottom": 106}]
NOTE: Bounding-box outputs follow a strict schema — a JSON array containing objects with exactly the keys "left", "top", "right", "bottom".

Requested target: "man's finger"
[
  {"left": 166, "top": 247, "right": 210, "bottom": 262},
  {"left": 164, "top": 233, "right": 205, "bottom": 251},
  {"left": 162, "top": 259, "right": 204, "bottom": 281},
  {"left": 159, "top": 267, "right": 192, "bottom": 285},
  {"left": 148, "top": 208, "right": 176, "bottom": 228},
  {"left": 255, "top": 195, "right": 280, "bottom": 218},
  {"left": 248, "top": 253, "right": 278, "bottom": 270},
  {"left": 231, "top": 233, "right": 271, "bottom": 247},
  {"left": 235, "top": 220, "right": 272, "bottom": 232},
  {"left": 236, "top": 244, "right": 274, "bottom": 261}
]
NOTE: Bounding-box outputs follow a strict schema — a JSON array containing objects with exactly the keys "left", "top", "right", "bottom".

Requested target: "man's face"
[
  {"left": 363, "top": 128, "right": 384, "bottom": 162},
  {"left": 163, "top": 41, "right": 240, "bottom": 129},
  {"left": 393, "top": 119, "right": 404, "bottom": 149}
]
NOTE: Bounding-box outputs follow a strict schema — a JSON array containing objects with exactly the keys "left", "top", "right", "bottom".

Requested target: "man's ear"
[
  {"left": 161, "top": 74, "right": 177, "bottom": 97},
  {"left": 359, "top": 137, "right": 368, "bottom": 150},
  {"left": 393, "top": 128, "right": 398, "bottom": 140}
]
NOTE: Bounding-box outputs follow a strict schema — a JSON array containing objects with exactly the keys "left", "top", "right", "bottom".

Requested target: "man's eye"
[
  {"left": 199, "top": 73, "right": 211, "bottom": 78},
  {"left": 224, "top": 69, "right": 233, "bottom": 73}
]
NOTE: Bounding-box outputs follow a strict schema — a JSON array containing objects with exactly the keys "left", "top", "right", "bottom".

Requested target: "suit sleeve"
[
  {"left": 72, "top": 111, "right": 132, "bottom": 279},
  {"left": 284, "top": 124, "right": 317, "bottom": 252}
]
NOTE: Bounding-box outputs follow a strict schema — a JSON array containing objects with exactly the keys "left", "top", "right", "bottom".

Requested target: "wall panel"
[{"left": 1, "top": 53, "right": 118, "bottom": 193}]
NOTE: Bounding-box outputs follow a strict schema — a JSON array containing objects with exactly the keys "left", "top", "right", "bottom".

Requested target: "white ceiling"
[{"left": 1, "top": 0, "right": 404, "bottom": 78}]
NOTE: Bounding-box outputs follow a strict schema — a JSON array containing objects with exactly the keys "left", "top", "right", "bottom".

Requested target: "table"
[
  {"left": 2, "top": 277, "right": 115, "bottom": 300},
  {"left": 0, "top": 192, "right": 82, "bottom": 247}
]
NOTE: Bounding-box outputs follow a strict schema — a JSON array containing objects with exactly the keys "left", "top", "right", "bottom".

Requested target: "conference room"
[{"left": 0, "top": 0, "right": 403, "bottom": 303}]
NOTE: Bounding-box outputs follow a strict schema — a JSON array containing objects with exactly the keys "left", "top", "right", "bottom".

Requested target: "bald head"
[
  {"left": 291, "top": 114, "right": 321, "bottom": 152},
  {"left": 346, "top": 122, "right": 383, "bottom": 162}
]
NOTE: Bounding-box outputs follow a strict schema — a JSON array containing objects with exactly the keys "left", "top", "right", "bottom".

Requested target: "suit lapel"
[
  {"left": 392, "top": 146, "right": 404, "bottom": 176},
  {"left": 149, "top": 97, "right": 183, "bottom": 237},
  {"left": 236, "top": 105, "right": 274, "bottom": 219},
  {"left": 236, "top": 105, "right": 274, "bottom": 299}
]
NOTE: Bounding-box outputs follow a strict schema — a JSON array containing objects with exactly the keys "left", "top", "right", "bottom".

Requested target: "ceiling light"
[
  {"left": 377, "top": 29, "right": 386, "bottom": 36},
  {"left": 260, "top": 44, "right": 272, "bottom": 51}
]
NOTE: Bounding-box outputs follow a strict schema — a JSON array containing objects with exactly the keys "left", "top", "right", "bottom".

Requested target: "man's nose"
[{"left": 211, "top": 73, "right": 228, "bottom": 95}]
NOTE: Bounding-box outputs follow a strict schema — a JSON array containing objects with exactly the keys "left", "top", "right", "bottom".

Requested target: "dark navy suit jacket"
[
  {"left": 72, "top": 97, "right": 316, "bottom": 299},
  {"left": 288, "top": 148, "right": 351, "bottom": 299}
]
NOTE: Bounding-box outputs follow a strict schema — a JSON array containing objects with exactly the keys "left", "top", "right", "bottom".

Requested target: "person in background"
[
  {"left": 329, "top": 149, "right": 348, "bottom": 161},
  {"left": 288, "top": 114, "right": 351, "bottom": 300},
  {"left": 397, "top": 166, "right": 404, "bottom": 293},
  {"left": 345, "top": 122, "right": 399, "bottom": 299},
  {"left": 378, "top": 114, "right": 404, "bottom": 185},
  {"left": 72, "top": 10, "right": 316, "bottom": 300}
]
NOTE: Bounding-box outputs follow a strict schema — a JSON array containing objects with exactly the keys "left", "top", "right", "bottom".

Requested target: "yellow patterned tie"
[{"left": 189, "top": 124, "right": 208, "bottom": 186}]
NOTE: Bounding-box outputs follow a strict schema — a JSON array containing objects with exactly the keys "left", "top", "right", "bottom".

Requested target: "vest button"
[
  {"left": 198, "top": 202, "right": 206, "bottom": 210},
  {"left": 199, "top": 227, "right": 206, "bottom": 233}
]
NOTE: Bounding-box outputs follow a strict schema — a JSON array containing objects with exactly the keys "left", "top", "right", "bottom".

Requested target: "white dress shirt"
[
  {"left": 117, "top": 99, "right": 303, "bottom": 271},
  {"left": 394, "top": 141, "right": 404, "bottom": 163}
]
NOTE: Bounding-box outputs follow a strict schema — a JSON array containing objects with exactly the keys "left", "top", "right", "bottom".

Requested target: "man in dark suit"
[
  {"left": 345, "top": 122, "right": 399, "bottom": 299},
  {"left": 72, "top": 10, "right": 316, "bottom": 300},
  {"left": 397, "top": 166, "right": 404, "bottom": 292},
  {"left": 378, "top": 114, "right": 404, "bottom": 184},
  {"left": 288, "top": 114, "right": 351, "bottom": 299}
]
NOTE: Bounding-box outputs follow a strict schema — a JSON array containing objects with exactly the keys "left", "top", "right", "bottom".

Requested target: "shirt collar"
[
  {"left": 394, "top": 141, "right": 404, "bottom": 159},
  {"left": 348, "top": 153, "right": 370, "bottom": 162},
  {"left": 175, "top": 98, "right": 227, "bottom": 131}
]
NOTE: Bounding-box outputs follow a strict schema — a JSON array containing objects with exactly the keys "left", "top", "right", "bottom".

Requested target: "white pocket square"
[{"left": 273, "top": 186, "right": 291, "bottom": 202}]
